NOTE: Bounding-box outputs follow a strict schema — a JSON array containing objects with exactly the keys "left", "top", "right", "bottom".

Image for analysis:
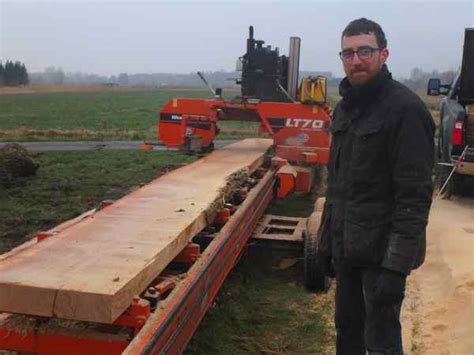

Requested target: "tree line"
[
  {"left": 30, "top": 69, "right": 338, "bottom": 88},
  {"left": 26, "top": 66, "right": 458, "bottom": 90},
  {"left": 0, "top": 61, "right": 29, "bottom": 86}
]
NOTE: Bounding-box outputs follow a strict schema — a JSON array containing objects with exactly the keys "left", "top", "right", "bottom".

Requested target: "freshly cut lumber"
[{"left": 0, "top": 138, "right": 272, "bottom": 323}]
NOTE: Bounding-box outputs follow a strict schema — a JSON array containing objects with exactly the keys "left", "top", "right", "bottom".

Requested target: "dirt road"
[
  {"left": 402, "top": 197, "right": 474, "bottom": 354},
  {"left": 0, "top": 140, "right": 236, "bottom": 152}
]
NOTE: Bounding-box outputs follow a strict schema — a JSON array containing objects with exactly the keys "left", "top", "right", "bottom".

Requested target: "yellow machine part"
[{"left": 299, "top": 76, "right": 327, "bottom": 105}]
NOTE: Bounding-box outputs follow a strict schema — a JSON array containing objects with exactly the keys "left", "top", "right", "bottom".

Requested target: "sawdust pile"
[
  {"left": 1, "top": 313, "right": 132, "bottom": 341},
  {"left": 0, "top": 143, "right": 39, "bottom": 187},
  {"left": 402, "top": 197, "right": 474, "bottom": 354},
  {"left": 204, "top": 168, "right": 249, "bottom": 224},
  {"left": 1, "top": 314, "right": 90, "bottom": 336}
]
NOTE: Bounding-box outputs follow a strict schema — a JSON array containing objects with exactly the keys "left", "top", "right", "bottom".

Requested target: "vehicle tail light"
[{"left": 452, "top": 121, "right": 463, "bottom": 145}]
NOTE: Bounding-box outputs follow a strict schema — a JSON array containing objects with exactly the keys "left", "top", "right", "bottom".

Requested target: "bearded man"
[{"left": 319, "top": 18, "right": 435, "bottom": 354}]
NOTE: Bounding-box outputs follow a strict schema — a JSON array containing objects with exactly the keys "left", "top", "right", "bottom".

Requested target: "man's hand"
[{"left": 373, "top": 268, "right": 406, "bottom": 303}]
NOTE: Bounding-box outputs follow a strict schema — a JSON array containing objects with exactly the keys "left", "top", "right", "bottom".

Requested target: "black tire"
[{"left": 303, "top": 229, "right": 331, "bottom": 293}]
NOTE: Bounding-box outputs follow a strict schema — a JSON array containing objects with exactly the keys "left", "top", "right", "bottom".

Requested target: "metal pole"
[{"left": 287, "top": 37, "right": 301, "bottom": 100}]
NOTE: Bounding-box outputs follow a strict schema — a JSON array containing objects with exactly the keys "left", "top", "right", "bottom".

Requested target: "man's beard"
[{"left": 347, "top": 62, "right": 382, "bottom": 87}]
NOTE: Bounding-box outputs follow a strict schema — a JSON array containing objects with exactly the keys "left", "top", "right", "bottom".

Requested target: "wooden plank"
[
  {"left": 0, "top": 208, "right": 97, "bottom": 263},
  {"left": 0, "top": 139, "right": 272, "bottom": 323}
]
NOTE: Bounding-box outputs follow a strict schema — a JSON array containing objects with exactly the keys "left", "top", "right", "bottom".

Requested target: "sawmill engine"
[{"left": 238, "top": 26, "right": 301, "bottom": 102}]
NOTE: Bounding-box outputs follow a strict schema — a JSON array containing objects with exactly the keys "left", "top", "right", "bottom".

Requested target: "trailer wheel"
[{"left": 304, "top": 212, "right": 330, "bottom": 293}]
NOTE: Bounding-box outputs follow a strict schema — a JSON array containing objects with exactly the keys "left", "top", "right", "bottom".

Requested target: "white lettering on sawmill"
[{"left": 285, "top": 118, "right": 324, "bottom": 129}]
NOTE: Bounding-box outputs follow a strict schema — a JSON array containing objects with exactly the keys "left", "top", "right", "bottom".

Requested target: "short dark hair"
[{"left": 342, "top": 18, "right": 387, "bottom": 49}]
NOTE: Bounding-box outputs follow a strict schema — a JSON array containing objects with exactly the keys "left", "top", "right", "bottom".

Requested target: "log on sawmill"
[{"left": 0, "top": 139, "right": 272, "bottom": 324}]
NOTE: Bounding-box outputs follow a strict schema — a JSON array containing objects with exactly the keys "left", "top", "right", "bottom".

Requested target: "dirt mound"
[{"left": 0, "top": 143, "right": 39, "bottom": 187}]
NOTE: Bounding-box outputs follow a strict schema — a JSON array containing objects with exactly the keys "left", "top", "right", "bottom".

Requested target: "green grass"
[
  {"left": 0, "top": 150, "right": 195, "bottom": 253},
  {"left": 0, "top": 89, "right": 208, "bottom": 141},
  {"left": 187, "top": 167, "right": 332, "bottom": 354},
  {"left": 267, "top": 165, "right": 326, "bottom": 217},
  {"left": 187, "top": 258, "right": 334, "bottom": 354},
  {"left": 267, "top": 193, "right": 317, "bottom": 217},
  {"left": 0, "top": 89, "right": 265, "bottom": 141}
]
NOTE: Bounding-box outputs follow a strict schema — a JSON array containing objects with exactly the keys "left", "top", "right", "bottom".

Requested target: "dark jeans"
[{"left": 335, "top": 263, "right": 404, "bottom": 355}]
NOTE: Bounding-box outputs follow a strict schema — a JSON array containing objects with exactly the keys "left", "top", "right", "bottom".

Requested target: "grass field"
[
  {"left": 0, "top": 150, "right": 196, "bottom": 253},
  {"left": 0, "top": 88, "right": 264, "bottom": 141},
  {"left": 187, "top": 258, "right": 335, "bottom": 354},
  {"left": 0, "top": 89, "right": 202, "bottom": 141}
]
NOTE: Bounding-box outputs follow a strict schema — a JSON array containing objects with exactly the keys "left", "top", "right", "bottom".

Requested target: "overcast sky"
[{"left": 1, "top": 0, "right": 473, "bottom": 78}]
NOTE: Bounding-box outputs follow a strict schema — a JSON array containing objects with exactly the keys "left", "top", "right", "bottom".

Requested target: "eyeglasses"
[{"left": 339, "top": 47, "right": 380, "bottom": 61}]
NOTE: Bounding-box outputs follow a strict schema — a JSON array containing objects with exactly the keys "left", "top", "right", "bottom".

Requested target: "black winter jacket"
[{"left": 319, "top": 65, "right": 435, "bottom": 275}]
